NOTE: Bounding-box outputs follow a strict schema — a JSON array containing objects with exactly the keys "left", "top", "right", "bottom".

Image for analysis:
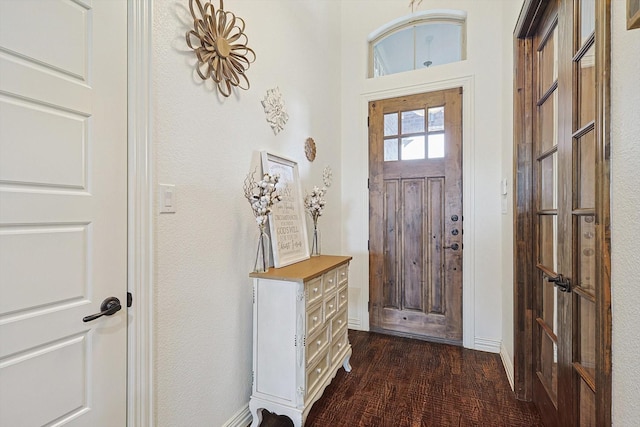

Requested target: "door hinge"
[
  {"left": 367, "top": 178, "right": 370, "bottom": 189},
  {"left": 367, "top": 116, "right": 370, "bottom": 127},
  {"left": 459, "top": 87, "right": 463, "bottom": 95},
  {"left": 367, "top": 240, "right": 370, "bottom": 251},
  {"left": 368, "top": 301, "right": 371, "bottom": 312},
  {"left": 127, "top": 292, "right": 132, "bottom": 308}
]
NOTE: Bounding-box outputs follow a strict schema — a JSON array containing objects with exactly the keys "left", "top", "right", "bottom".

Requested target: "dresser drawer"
[
  {"left": 332, "top": 306, "right": 348, "bottom": 339},
  {"left": 306, "top": 325, "right": 330, "bottom": 367},
  {"left": 323, "top": 268, "right": 338, "bottom": 294},
  {"left": 324, "top": 292, "right": 337, "bottom": 322},
  {"left": 331, "top": 329, "right": 349, "bottom": 365},
  {"left": 337, "top": 285, "right": 348, "bottom": 310},
  {"left": 307, "top": 302, "right": 323, "bottom": 336},
  {"left": 306, "top": 276, "right": 323, "bottom": 307},
  {"left": 337, "top": 264, "right": 348, "bottom": 285},
  {"left": 306, "top": 348, "right": 330, "bottom": 397}
]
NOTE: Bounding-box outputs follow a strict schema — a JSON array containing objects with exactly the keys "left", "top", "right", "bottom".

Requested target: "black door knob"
[
  {"left": 443, "top": 243, "right": 460, "bottom": 250},
  {"left": 83, "top": 297, "right": 122, "bottom": 322}
]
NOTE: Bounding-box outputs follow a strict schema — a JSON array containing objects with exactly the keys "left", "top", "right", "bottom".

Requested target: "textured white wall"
[
  {"left": 149, "top": 0, "right": 638, "bottom": 423},
  {"left": 152, "top": 1, "right": 342, "bottom": 425},
  {"left": 611, "top": 1, "right": 640, "bottom": 423},
  {"left": 500, "top": 0, "right": 525, "bottom": 386},
  {"left": 340, "top": 0, "right": 515, "bottom": 350}
]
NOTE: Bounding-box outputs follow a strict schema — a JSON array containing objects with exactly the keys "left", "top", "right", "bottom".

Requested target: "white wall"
[
  {"left": 611, "top": 1, "right": 640, "bottom": 423},
  {"left": 149, "top": 0, "right": 639, "bottom": 423},
  {"left": 500, "top": 0, "right": 525, "bottom": 389},
  {"left": 152, "top": 1, "right": 342, "bottom": 425},
  {"left": 340, "top": 0, "right": 517, "bottom": 352}
]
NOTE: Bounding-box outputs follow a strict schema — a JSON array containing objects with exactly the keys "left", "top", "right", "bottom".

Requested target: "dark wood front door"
[
  {"left": 514, "top": 0, "right": 611, "bottom": 425},
  {"left": 369, "top": 88, "right": 463, "bottom": 344}
]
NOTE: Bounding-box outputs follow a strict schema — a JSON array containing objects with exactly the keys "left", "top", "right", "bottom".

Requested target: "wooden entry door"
[
  {"left": 0, "top": 0, "right": 129, "bottom": 424},
  {"left": 369, "top": 89, "right": 462, "bottom": 344},
  {"left": 514, "top": 0, "right": 611, "bottom": 425}
]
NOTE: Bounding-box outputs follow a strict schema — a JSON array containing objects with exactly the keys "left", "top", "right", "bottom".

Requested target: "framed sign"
[{"left": 261, "top": 152, "right": 310, "bottom": 267}]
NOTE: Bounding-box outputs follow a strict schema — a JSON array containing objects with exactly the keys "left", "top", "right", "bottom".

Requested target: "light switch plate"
[{"left": 159, "top": 184, "right": 176, "bottom": 213}]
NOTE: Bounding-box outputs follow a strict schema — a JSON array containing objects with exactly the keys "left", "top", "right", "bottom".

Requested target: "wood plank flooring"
[{"left": 260, "top": 330, "right": 543, "bottom": 427}]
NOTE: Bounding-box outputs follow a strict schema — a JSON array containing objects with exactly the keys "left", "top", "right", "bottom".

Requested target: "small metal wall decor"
[
  {"left": 186, "top": 0, "right": 256, "bottom": 97},
  {"left": 304, "top": 138, "right": 316, "bottom": 162},
  {"left": 409, "top": 0, "right": 423, "bottom": 12},
  {"left": 262, "top": 87, "right": 289, "bottom": 135}
]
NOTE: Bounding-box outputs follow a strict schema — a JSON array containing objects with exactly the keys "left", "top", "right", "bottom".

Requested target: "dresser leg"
[
  {"left": 342, "top": 347, "right": 353, "bottom": 372},
  {"left": 249, "top": 402, "right": 263, "bottom": 427}
]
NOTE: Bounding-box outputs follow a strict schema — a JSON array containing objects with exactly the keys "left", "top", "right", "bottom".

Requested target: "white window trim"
[
  {"left": 368, "top": 9, "right": 467, "bottom": 78},
  {"left": 367, "top": 9, "right": 467, "bottom": 42}
]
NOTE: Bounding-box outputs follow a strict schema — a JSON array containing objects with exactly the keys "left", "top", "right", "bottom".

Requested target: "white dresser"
[{"left": 249, "top": 255, "right": 352, "bottom": 427}]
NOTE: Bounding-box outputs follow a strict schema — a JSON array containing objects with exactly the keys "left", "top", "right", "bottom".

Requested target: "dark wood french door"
[
  {"left": 368, "top": 88, "right": 463, "bottom": 344},
  {"left": 514, "top": 0, "right": 611, "bottom": 425}
]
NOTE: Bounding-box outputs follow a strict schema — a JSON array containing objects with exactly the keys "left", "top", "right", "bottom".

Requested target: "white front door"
[{"left": 0, "top": 0, "right": 128, "bottom": 425}]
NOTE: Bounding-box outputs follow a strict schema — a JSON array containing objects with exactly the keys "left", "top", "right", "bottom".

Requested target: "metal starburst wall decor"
[{"left": 186, "top": 0, "right": 256, "bottom": 97}]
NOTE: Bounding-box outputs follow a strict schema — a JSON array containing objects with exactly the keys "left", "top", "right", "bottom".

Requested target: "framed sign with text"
[{"left": 261, "top": 151, "right": 310, "bottom": 267}]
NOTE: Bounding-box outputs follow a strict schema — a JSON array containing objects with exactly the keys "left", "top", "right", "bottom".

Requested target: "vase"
[
  {"left": 254, "top": 228, "right": 271, "bottom": 273},
  {"left": 310, "top": 224, "right": 320, "bottom": 256}
]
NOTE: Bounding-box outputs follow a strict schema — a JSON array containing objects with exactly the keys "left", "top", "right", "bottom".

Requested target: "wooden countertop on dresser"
[{"left": 249, "top": 255, "right": 352, "bottom": 282}]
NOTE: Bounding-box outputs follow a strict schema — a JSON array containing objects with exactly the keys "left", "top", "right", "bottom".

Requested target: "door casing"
[
  {"left": 368, "top": 89, "right": 463, "bottom": 344},
  {"left": 127, "top": 0, "right": 154, "bottom": 425},
  {"left": 359, "top": 77, "right": 475, "bottom": 349},
  {"left": 512, "top": 0, "right": 612, "bottom": 425}
]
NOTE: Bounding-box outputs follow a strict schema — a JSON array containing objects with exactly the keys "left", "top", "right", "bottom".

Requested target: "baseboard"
[
  {"left": 348, "top": 317, "right": 363, "bottom": 330},
  {"left": 474, "top": 336, "right": 501, "bottom": 353},
  {"left": 222, "top": 404, "right": 252, "bottom": 427},
  {"left": 499, "top": 343, "right": 515, "bottom": 391}
]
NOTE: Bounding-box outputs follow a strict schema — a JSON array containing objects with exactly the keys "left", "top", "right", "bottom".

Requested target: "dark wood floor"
[{"left": 261, "top": 330, "right": 542, "bottom": 427}]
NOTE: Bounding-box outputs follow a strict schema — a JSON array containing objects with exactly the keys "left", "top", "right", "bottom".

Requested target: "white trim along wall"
[{"left": 127, "top": 0, "right": 154, "bottom": 424}]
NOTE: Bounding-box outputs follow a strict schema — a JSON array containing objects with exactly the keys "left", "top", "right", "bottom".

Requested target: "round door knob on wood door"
[{"left": 83, "top": 297, "right": 122, "bottom": 322}]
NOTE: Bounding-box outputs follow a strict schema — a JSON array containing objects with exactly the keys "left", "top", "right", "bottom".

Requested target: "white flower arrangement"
[
  {"left": 304, "top": 185, "right": 327, "bottom": 226},
  {"left": 243, "top": 170, "right": 282, "bottom": 228},
  {"left": 305, "top": 165, "right": 334, "bottom": 226}
]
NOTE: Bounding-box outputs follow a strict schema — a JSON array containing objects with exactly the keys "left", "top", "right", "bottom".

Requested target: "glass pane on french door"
[
  {"left": 573, "top": 0, "right": 597, "bottom": 422},
  {"left": 535, "top": 15, "right": 560, "bottom": 412}
]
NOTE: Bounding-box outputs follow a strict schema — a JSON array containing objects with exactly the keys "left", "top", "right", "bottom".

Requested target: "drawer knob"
[
  {"left": 341, "top": 272, "right": 346, "bottom": 276},
  {"left": 328, "top": 279, "right": 333, "bottom": 283},
  {"left": 329, "top": 304, "right": 334, "bottom": 309},
  {"left": 316, "top": 368, "right": 322, "bottom": 374},
  {"left": 338, "top": 320, "right": 343, "bottom": 325},
  {"left": 314, "top": 287, "right": 318, "bottom": 293},
  {"left": 317, "top": 340, "right": 322, "bottom": 346},
  {"left": 313, "top": 316, "right": 318, "bottom": 322},
  {"left": 341, "top": 295, "right": 346, "bottom": 299},
  {"left": 338, "top": 343, "right": 342, "bottom": 348}
]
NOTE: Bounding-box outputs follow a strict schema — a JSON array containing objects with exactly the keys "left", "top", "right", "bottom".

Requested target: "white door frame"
[
  {"left": 127, "top": 0, "right": 154, "bottom": 425},
  {"left": 360, "top": 76, "right": 476, "bottom": 349}
]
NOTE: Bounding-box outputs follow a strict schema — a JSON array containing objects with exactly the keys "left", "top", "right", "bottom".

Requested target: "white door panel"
[{"left": 0, "top": 0, "right": 128, "bottom": 425}]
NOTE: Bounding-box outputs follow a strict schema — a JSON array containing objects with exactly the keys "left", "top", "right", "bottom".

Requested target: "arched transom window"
[{"left": 368, "top": 10, "right": 467, "bottom": 78}]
